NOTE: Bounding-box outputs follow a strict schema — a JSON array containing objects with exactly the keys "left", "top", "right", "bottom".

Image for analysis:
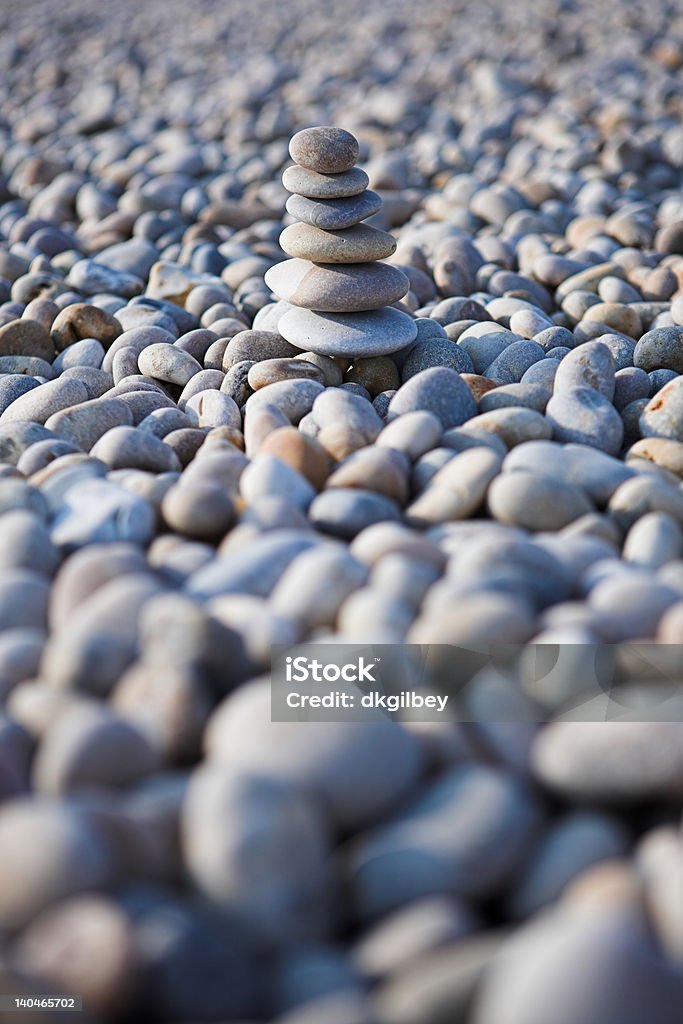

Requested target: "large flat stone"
[
  {"left": 265, "top": 259, "right": 409, "bottom": 312},
  {"left": 286, "top": 190, "right": 382, "bottom": 230},
  {"left": 282, "top": 164, "right": 369, "bottom": 199},
  {"left": 278, "top": 306, "right": 417, "bottom": 358},
  {"left": 279, "top": 223, "right": 396, "bottom": 263}
]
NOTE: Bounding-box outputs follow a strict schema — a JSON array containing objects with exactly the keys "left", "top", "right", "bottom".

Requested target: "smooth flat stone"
[
  {"left": 265, "top": 259, "right": 409, "bottom": 312},
  {"left": 279, "top": 306, "right": 417, "bottom": 358},
  {"left": 289, "top": 126, "right": 359, "bottom": 174},
  {"left": 286, "top": 190, "right": 382, "bottom": 231},
  {"left": 282, "top": 164, "right": 368, "bottom": 199},
  {"left": 280, "top": 223, "right": 396, "bottom": 263}
]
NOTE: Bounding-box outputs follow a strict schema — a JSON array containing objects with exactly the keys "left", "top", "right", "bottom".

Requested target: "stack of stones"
[{"left": 265, "top": 126, "right": 418, "bottom": 359}]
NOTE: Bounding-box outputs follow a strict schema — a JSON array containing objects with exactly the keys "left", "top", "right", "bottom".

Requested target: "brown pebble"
[
  {"left": 259, "top": 426, "right": 331, "bottom": 489},
  {"left": 50, "top": 304, "right": 122, "bottom": 351},
  {"left": 462, "top": 373, "right": 498, "bottom": 401},
  {"left": 345, "top": 356, "right": 400, "bottom": 397}
]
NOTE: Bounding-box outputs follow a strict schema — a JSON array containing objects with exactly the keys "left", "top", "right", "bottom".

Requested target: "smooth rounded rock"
[
  {"left": 280, "top": 306, "right": 417, "bottom": 358},
  {"left": 289, "top": 126, "right": 360, "bottom": 174},
  {"left": 546, "top": 387, "right": 624, "bottom": 454},
  {"left": 265, "top": 259, "right": 409, "bottom": 313},
  {"left": 280, "top": 223, "right": 396, "bottom": 264},
  {"left": 283, "top": 164, "right": 369, "bottom": 198},
  {"left": 388, "top": 367, "right": 477, "bottom": 429},
  {"left": 286, "top": 191, "right": 383, "bottom": 231}
]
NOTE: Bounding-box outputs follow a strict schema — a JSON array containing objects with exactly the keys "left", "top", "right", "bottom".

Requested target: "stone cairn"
[{"left": 265, "top": 126, "right": 418, "bottom": 359}]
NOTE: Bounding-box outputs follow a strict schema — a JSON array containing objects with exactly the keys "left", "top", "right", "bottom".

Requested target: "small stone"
[
  {"left": 388, "top": 367, "right": 477, "bottom": 429},
  {"left": 185, "top": 389, "right": 241, "bottom": 429},
  {"left": 0, "top": 799, "right": 114, "bottom": 929},
  {"left": 546, "top": 387, "right": 624, "bottom": 454},
  {"left": 0, "top": 319, "right": 55, "bottom": 361},
  {"left": 137, "top": 343, "right": 202, "bottom": 386},
  {"left": 282, "top": 164, "right": 369, "bottom": 198},
  {"left": 52, "top": 337, "right": 106, "bottom": 372},
  {"left": 260, "top": 427, "right": 330, "bottom": 488},
  {"left": 634, "top": 326, "right": 683, "bottom": 373},
  {"left": 628, "top": 437, "right": 683, "bottom": 476},
  {"left": 479, "top": 383, "right": 551, "bottom": 414},
  {"left": 90, "top": 426, "right": 181, "bottom": 473},
  {"left": 50, "top": 479, "right": 156, "bottom": 549},
  {"left": 309, "top": 487, "right": 401, "bottom": 538},
  {"left": 375, "top": 411, "right": 442, "bottom": 459},
  {"left": 182, "top": 766, "right": 330, "bottom": 943},
  {"left": 608, "top": 474, "right": 683, "bottom": 532},
  {"left": 265, "top": 259, "right": 408, "bottom": 312},
  {"left": 346, "top": 356, "right": 400, "bottom": 396},
  {"left": 33, "top": 702, "right": 158, "bottom": 795},
  {"left": 146, "top": 260, "right": 218, "bottom": 306},
  {"left": 533, "top": 721, "right": 683, "bottom": 801},
  {"left": 15, "top": 895, "right": 134, "bottom": 1016},
  {"left": 1, "top": 377, "right": 89, "bottom": 425},
  {"left": 162, "top": 481, "right": 235, "bottom": 542},
  {"left": 0, "top": 510, "right": 59, "bottom": 575},
  {"left": 271, "top": 544, "right": 368, "bottom": 629},
  {"left": 280, "top": 222, "right": 396, "bottom": 263},
  {"left": 327, "top": 447, "right": 410, "bottom": 504},
  {"left": 50, "top": 303, "right": 122, "bottom": 350},
  {"left": 45, "top": 397, "right": 133, "bottom": 451},
  {"left": 639, "top": 378, "right": 683, "bottom": 440},
  {"left": 614, "top": 367, "right": 651, "bottom": 410},
  {"left": 406, "top": 447, "right": 502, "bottom": 525},
  {"left": 487, "top": 471, "right": 594, "bottom": 531},
  {"left": 248, "top": 358, "right": 326, "bottom": 389},
  {"left": 286, "top": 190, "right": 383, "bottom": 231},
  {"left": 472, "top": 899, "right": 683, "bottom": 1024},
  {"left": 623, "top": 511, "right": 683, "bottom": 569},
  {"left": 67, "top": 259, "right": 143, "bottom": 298},
  {"left": 289, "top": 126, "right": 360, "bottom": 174},
  {"left": 345, "top": 764, "right": 539, "bottom": 919},
  {"left": 583, "top": 301, "right": 642, "bottom": 336},
  {"left": 0, "top": 374, "right": 40, "bottom": 415},
  {"left": 462, "top": 373, "right": 498, "bottom": 401},
  {"left": 245, "top": 379, "right": 324, "bottom": 424},
  {"left": 457, "top": 330, "right": 514, "bottom": 374},
  {"left": 401, "top": 337, "right": 473, "bottom": 380},
  {"left": 485, "top": 340, "right": 545, "bottom": 385},
  {"left": 241, "top": 454, "right": 316, "bottom": 511},
  {"left": 163, "top": 427, "right": 207, "bottom": 466},
  {"left": 462, "top": 408, "right": 552, "bottom": 448},
  {"left": 178, "top": 369, "right": 225, "bottom": 407},
  {"left": 0, "top": 354, "right": 56, "bottom": 378},
  {"left": 553, "top": 341, "right": 616, "bottom": 399},
  {"left": 222, "top": 329, "right": 300, "bottom": 370},
  {"left": 507, "top": 811, "right": 628, "bottom": 918}
]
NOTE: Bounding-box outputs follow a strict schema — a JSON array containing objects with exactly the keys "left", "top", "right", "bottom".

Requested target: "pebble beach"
[{"left": 3, "top": 0, "right": 683, "bottom": 1019}]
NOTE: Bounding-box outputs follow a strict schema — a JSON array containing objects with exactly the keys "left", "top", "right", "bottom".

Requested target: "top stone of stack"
[
  {"left": 268, "top": 126, "right": 418, "bottom": 359},
  {"left": 288, "top": 126, "right": 360, "bottom": 174}
]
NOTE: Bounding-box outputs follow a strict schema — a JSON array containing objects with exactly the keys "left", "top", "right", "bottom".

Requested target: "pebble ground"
[{"left": 2, "top": 0, "right": 683, "bottom": 1021}]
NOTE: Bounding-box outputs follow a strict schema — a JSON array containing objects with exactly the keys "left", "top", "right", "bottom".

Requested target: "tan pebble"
[
  {"left": 247, "top": 358, "right": 325, "bottom": 390},
  {"left": 461, "top": 373, "right": 498, "bottom": 401},
  {"left": 326, "top": 447, "right": 409, "bottom": 504},
  {"left": 259, "top": 426, "right": 330, "bottom": 489},
  {"left": 627, "top": 437, "right": 683, "bottom": 476}
]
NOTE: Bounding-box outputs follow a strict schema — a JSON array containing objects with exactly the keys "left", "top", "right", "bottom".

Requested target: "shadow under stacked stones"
[{"left": 265, "top": 126, "right": 418, "bottom": 359}]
